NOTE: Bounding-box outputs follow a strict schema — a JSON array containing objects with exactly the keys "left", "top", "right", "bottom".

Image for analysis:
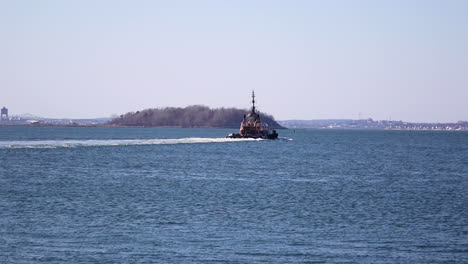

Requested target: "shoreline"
[{"left": 1, "top": 123, "right": 466, "bottom": 131}]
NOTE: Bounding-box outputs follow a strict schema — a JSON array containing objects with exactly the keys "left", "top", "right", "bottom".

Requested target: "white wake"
[{"left": 0, "top": 137, "right": 262, "bottom": 149}]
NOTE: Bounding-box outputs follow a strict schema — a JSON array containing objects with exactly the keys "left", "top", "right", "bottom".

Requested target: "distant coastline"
[
  {"left": 1, "top": 120, "right": 466, "bottom": 131},
  {"left": 279, "top": 119, "right": 468, "bottom": 131},
  {"left": 1, "top": 112, "right": 467, "bottom": 131},
  {"left": 0, "top": 105, "right": 285, "bottom": 129}
]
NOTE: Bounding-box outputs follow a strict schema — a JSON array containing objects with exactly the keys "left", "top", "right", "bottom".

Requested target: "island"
[{"left": 108, "top": 105, "right": 284, "bottom": 129}]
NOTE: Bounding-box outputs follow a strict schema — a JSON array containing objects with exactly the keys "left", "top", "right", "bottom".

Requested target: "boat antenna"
[{"left": 251, "top": 90, "right": 256, "bottom": 113}]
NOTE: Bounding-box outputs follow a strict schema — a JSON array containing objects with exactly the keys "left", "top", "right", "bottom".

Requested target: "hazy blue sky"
[{"left": 1, "top": 0, "right": 467, "bottom": 122}]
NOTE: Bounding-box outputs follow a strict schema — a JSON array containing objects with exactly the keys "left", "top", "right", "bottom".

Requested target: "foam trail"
[{"left": 0, "top": 137, "right": 261, "bottom": 149}]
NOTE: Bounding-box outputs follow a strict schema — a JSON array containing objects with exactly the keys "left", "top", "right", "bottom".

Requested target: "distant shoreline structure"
[
  {"left": 279, "top": 119, "right": 468, "bottom": 131},
  {"left": 0, "top": 119, "right": 467, "bottom": 131},
  {"left": 0, "top": 110, "right": 466, "bottom": 131}
]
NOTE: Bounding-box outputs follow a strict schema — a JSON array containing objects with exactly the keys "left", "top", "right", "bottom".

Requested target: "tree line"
[{"left": 108, "top": 105, "right": 284, "bottom": 128}]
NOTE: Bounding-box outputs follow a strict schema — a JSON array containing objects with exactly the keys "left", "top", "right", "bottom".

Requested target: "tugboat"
[{"left": 227, "top": 91, "right": 279, "bottom": 139}]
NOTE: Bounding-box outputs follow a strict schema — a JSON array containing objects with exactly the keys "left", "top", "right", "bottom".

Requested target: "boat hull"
[{"left": 226, "top": 130, "right": 278, "bottom": 140}]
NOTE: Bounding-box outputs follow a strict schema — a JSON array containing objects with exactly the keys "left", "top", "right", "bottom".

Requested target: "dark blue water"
[{"left": 0, "top": 127, "right": 467, "bottom": 263}]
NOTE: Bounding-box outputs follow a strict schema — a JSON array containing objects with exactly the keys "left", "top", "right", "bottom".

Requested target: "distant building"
[{"left": 1, "top": 107, "right": 8, "bottom": 120}]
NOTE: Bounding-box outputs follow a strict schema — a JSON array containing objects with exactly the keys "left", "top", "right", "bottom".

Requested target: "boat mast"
[{"left": 251, "top": 90, "right": 256, "bottom": 113}]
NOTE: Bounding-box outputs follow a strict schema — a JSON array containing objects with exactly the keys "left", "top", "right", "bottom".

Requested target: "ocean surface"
[{"left": 0, "top": 126, "right": 467, "bottom": 263}]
